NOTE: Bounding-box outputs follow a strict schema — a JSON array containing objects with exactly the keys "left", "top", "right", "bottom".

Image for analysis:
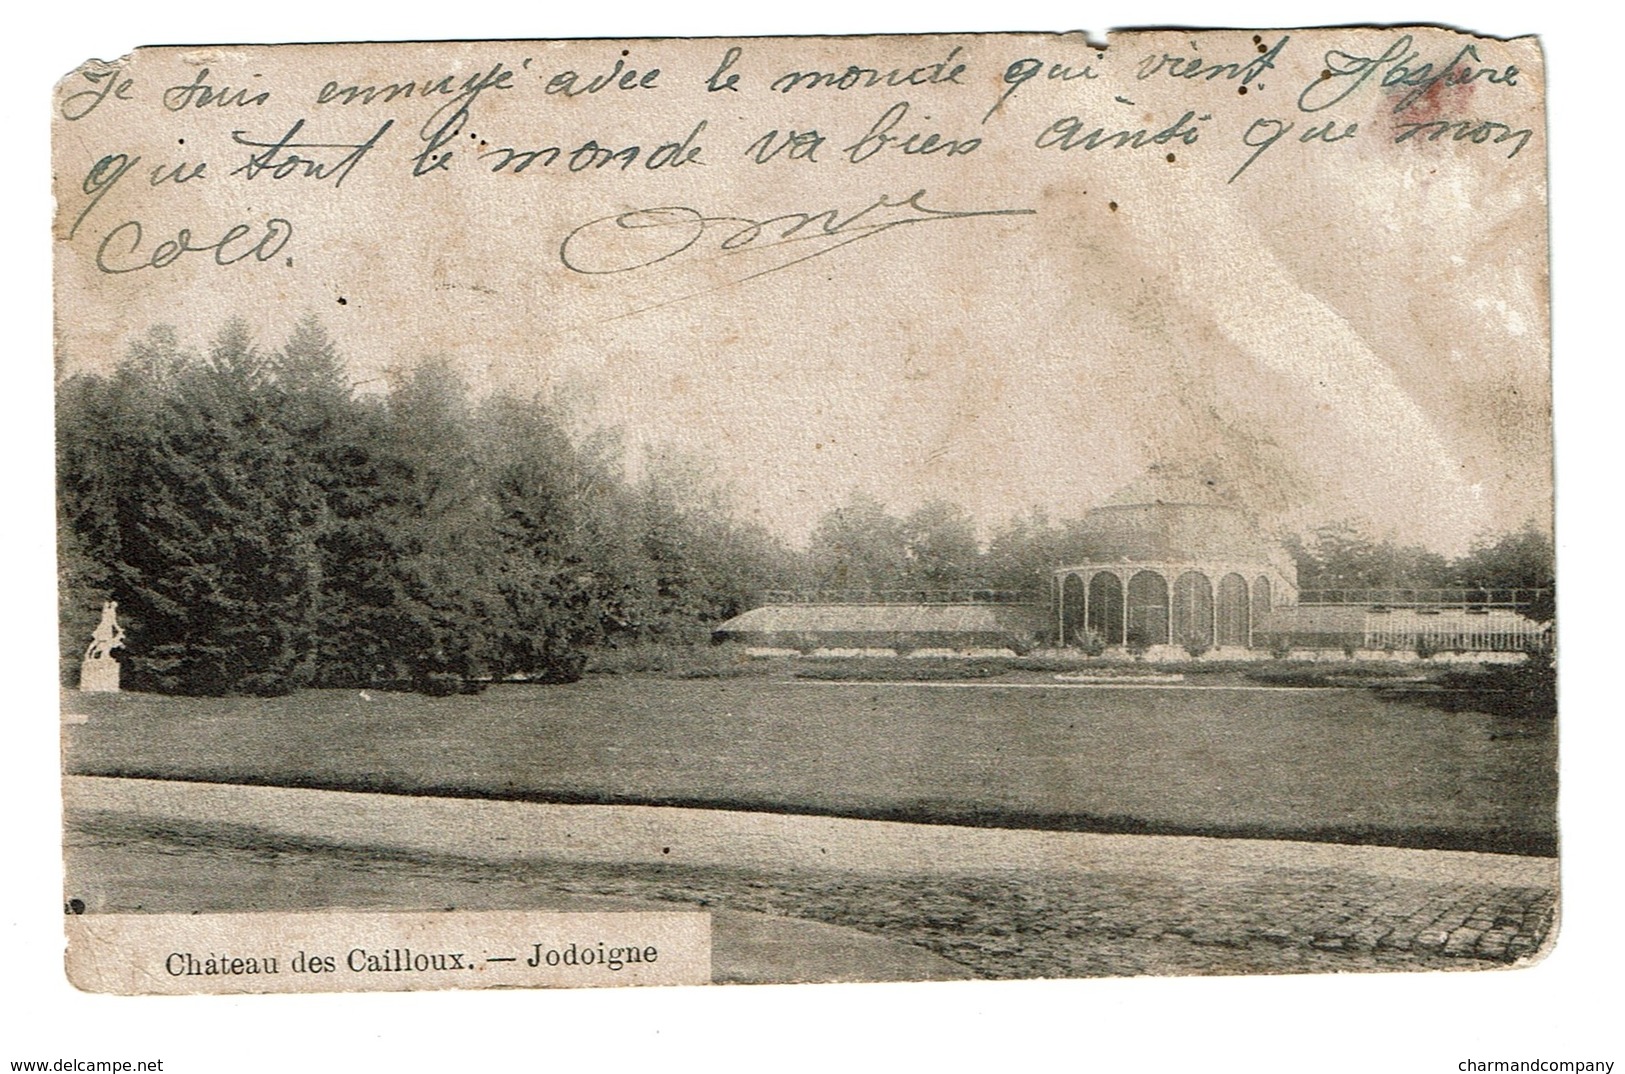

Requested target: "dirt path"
[{"left": 64, "top": 776, "right": 1558, "bottom": 981}]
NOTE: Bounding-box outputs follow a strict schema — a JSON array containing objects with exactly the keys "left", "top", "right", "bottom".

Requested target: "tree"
[
  {"left": 56, "top": 372, "right": 128, "bottom": 684},
  {"left": 264, "top": 315, "right": 351, "bottom": 685},
  {"left": 1289, "top": 521, "right": 1451, "bottom": 591},
  {"left": 1454, "top": 523, "right": 1556, "bottom": 626},
  {"left": 57, "top": 322, "right": 322, "bottom": 694},
  {"left": 807, "top": 492, "right": 908, "bottom": 593},
  {"left": 477, "top": 393, "right": 626, "bottom": 677},
  {"left": 982, "top": 508, "right": 1096, "bottom": 594},
  {"left": 347, "top": 358, "right": 507, "bottom": 689},
  {"left": 899, "top": 500, "right": 981, "bottom": 591},
  {"left": 1452, "top": 524, "right": 1555, "bottom": 591},
  {"left": 57, "top": 317, "right": 832, "bottom": 693}
]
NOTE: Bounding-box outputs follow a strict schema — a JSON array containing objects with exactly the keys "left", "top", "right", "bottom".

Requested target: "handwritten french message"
[
  {"left": 51, "top": 29, "right": 1543, "bottom": 346},
  {"left": 54, "top": 34, "right": 1536, "bottom": 256}
]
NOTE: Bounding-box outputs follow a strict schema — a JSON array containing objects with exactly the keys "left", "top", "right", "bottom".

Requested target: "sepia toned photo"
[{"left": 52, "top": 26, "right": 1554, "bottom": 993}]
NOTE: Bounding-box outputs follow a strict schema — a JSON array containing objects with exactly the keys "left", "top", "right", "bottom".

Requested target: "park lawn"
[{"left": 61, "top": 677, "right": 1557, "bottom": 855}]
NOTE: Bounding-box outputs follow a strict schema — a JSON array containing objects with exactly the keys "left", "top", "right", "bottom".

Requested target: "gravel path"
[{"left": 64, "top": 776, "right": 1557, "bottom": 981}]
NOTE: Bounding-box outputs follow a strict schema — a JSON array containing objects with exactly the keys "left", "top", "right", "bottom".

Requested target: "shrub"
[
  {"left": 588, "top": 643, "right": 761, "bottom": 679},
  {"left": 1343, "top": 643, "right": 1358, "bottom": 660},
  {"left": 671, "top": 644, "right": 770, "bottom": 679},
  {"left": 1007, "top": 655, "right": 1085, "bottom": 673},
  {"left": 1246, "top": 666, "right": 1339, "bottom": 687},
  {"left": 1125, "top": 639, "right": 1149, "bottom": 661},
  {"left": 793, "top": 659, "right": 1007, "bottom": 682},
  {"left": 585, "top": 644, "right": 672, "bottom": 675},
  {"left": 1269, "top": 636, "right": 1294, "bottom": 660},
  {"left": 236, "top": 671, "right": 295, "bottom": 698},
  {"left": 415, "top": 673, "right": 464, "bottom": 697},
  {"left": 1179, "top": 633, "right": 1210, "bottom": 660},
  {"left": 1415, "top": 635, "right": 1439, "bottom": 661},
  {"left": 1072, "top": 627, "right": 1107, "bottom": 658}
]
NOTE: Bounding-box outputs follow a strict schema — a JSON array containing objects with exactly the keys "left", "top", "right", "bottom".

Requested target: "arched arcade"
[{"left": 1051, "top": 472, "right": 1298, "bottom": 653}]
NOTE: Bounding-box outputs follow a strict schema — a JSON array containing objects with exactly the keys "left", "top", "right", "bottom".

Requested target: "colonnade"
[{"left": 1055, "top": 567, "right": 1271, "bottom": 649}]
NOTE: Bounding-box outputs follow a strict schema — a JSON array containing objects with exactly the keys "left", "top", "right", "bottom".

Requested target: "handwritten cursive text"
[
  {"left": 95, "top": 218, "right": 293, "bottom": 274},
  {"left": 559, "top": 191, "right": 1034, "bottom": 280}
]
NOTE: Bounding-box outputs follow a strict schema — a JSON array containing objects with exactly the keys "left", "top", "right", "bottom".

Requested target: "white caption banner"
[{"left": 66, "top": 910, "right": 711, "bottom": 994}]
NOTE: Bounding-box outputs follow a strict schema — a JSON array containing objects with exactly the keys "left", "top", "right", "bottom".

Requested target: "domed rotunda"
[{"left": 1054, "top": 470, "right": 1298, "bottom": 651}]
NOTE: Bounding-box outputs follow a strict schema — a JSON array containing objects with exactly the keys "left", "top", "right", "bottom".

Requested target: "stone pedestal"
[{"left": 79, "top": 654, "right": 120, "bottom": 693}]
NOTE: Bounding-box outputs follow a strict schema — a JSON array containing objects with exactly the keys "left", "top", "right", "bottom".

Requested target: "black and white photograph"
[
  {"left": 17, "top": 4, "right": 1617, "bottom": 1067},
  {"left": 52, "top": 24, "right": 1558, "bottom": 991}
]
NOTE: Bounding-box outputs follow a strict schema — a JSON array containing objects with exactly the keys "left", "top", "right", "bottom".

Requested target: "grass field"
[{"left": 62, "top": 675, "right": 1556, "bottom": 855}]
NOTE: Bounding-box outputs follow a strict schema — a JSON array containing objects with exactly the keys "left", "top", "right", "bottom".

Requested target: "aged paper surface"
[{"left": 54, "top": 28, "right": 1553, "bottom": 994}]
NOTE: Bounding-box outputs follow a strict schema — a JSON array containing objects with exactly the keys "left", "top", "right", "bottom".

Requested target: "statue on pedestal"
[{"left": 79, "top": 600, "right": 124, "bottom": 693}]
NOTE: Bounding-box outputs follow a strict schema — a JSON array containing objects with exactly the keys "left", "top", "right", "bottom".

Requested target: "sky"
[{"left": 52, "top": 29, "right": 1551, "bottom": 556}]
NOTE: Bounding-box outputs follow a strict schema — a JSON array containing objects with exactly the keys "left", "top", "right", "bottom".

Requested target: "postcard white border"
[{"left": 10, "top": 1, "right": 1618, "bottom": 1070}]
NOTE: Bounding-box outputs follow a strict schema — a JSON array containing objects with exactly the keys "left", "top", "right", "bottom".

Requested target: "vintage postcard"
[{"left": 53, "top": 26, "right": 1553, "bottom": 993}]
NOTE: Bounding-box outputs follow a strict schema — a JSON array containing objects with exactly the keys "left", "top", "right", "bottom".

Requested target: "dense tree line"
[
  {"left": 799, "top": 498, "right": 1556, "bottom": 610},
  {"left": 57, "top": 319, "right": 795, "bottom": 694},
  {"left": 1284, "top": 522, "right": 1555, "bottom": 597},
  {"left": 803, "top": 497, "right": 1094, "bottom": 596}
]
